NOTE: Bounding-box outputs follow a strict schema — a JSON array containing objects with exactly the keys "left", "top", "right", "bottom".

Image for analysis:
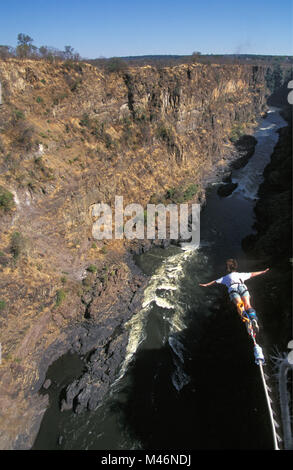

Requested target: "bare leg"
[
  {"left": 242, "top": 295, "right": 252, "bottom": 311},
  {"left": 242, "top": 295, "right": 258, "bottom": 328}
]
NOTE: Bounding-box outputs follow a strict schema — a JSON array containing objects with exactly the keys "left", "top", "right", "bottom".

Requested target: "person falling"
[{"left": 199, "top": 258, "right": 270, "bottom": 332}]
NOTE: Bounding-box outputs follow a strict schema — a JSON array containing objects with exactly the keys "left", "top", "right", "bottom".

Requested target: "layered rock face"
[{"left": 0, "top": 59, "right": 269, "bottom": 448}]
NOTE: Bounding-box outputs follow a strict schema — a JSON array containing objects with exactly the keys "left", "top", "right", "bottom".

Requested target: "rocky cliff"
[{"left": 0, "top": 59, "right": 269, "bottom": 448}]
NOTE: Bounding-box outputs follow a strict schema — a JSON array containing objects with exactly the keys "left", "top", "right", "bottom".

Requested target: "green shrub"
[
  {"left": 183, "top": 184, "right": 198, "bottom": 201},
  {"left": 156, "top": 123, "right": 174, "bottom": 143},
  {"left": 36, "top": 96, "right": 43, "bottom": 103},
  {"left": 56, "top": 289, "right": 66, "bottom": 306},
  {"left": 165, "top": 183, "right": 199, "bottom": 203},
  {"left": 165, "top": 187, "right": 177, "bottom": 200},
  {"left": 0, "top": 299, "right": 6, "bottom": 311},
  {"left": 104, "top": 133, "right": 113, "bottom": 149},
  {"left": 165, "top": 186, "right": 186, "bottom": 203},
  {"left": 10, "top": 231, "right": 25, "bottom": 259},
  {"left": 39, "top": 132, "right": 48, "bottom": 139},
  {"left": 0, "top": 186, "right": 15, "bottom": 213},
  {"left": 230, "top": 124, "right": 245, "bottom": 143},
  {"left": 87, "top": 264, "right": 97, "bottom": 273},
  {"left": 14, "top": 109, "right": 25, "bottom": 120}
]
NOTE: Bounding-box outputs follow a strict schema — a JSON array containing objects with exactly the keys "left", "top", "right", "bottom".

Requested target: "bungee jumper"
[
  {"left": 199, "top": 259, "right": 281, "bottom": 448},
  {"left": 199, "top": 258, "right": 270, "bottom": 336},
  {"left": 200, "top": 259, "right": 281, "bottom": 447}
]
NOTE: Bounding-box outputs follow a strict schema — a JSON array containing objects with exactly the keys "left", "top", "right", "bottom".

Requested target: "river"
[{"left": 33, "top": 107, "right": 287, "bottom": 450}]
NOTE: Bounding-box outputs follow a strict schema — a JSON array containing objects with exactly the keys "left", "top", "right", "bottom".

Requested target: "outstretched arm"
[
  {"left": 250, "top": 268, "right": 270, "bottom": 278},
  {"left": 199, "top": 280, "right": 217, "bottom": 287}
]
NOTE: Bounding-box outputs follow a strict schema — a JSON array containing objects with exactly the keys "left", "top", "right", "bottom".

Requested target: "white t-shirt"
[{"left": 216, "top": 272, "right": 251, "bottom": 292}]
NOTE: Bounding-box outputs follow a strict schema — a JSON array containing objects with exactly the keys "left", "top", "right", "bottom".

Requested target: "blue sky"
[{"left": 0, "top": 0, "right": 292, "bottom": 58}]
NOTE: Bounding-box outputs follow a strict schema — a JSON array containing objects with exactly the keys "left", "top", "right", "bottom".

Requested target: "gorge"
[{"left": 0, "top": 58, "right": 291, "bottom": 449}]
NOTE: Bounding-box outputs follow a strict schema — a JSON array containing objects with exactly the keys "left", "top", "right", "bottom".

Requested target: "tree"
[
  {"left": 191, "top": 51, "right": 202, "bottom": 64},
  {"left": 16, "top": 33, "right": 36, "bottom": 58},
  {"left": 0, "top": 45, "right": 14, "bottom": 59},
  {"left": 64, "top": 45, "right": 74, "bottom": 60},
  {"left": 39, "top": 46, "right": 48, "bottom": 58},
  {"left": 105, "top": 57, "right": 127, "bottom": 73}
]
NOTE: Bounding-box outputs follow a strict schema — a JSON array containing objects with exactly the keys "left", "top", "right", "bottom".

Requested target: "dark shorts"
[{"left": 229, "top": 283, "right": 249, "bottom": 301}]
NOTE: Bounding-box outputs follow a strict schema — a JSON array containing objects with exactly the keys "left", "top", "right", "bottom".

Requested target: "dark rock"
[
  {"left": 231, "top": 135, "right": 257, "bottom": 169},
  {"left": 74, "top": 386, "right": 93, "bottom": 414},
  {"left": 60, "top": 376, "right": 86, "bottom": 411},
  {"left": 42, "top": 379, "right": 51, "bottom": 390},
  {"left": 217, "top": 183, "right": 238, "bottom": 197},
  {"left": 234, "top": 134, "right": 257, "bottom": 151},
  {"left": 58, "top": 261, "right": 149, "bottom": 415},
  {"left": 222, "top": 171, "right": 232, "bottom": 184}
]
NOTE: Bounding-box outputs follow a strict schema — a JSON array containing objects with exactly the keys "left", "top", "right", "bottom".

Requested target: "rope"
[
  {"left": 239, "top": 304, "right": 282, "bottom": 450},
  {"left": 258, "top": 361, "right": 280, "bottom": 450},
  {"left": 278, "top": 359, "right": 293, "bottom": 449}
]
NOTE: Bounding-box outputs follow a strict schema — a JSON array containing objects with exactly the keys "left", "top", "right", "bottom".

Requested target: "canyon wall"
[{"left": 0, "top": 59, "right": 269, "bottom": 448}]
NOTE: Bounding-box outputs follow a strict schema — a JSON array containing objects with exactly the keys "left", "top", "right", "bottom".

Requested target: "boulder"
[
  {"left": 42, "top": 379, "right": 51, "bottom": 390},
  {"left": 222, "top": 171, "right": 232, "bottom": 184},
  {"left": 217, "top": 183, "right": 238, "bottom": 197}
]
